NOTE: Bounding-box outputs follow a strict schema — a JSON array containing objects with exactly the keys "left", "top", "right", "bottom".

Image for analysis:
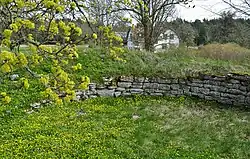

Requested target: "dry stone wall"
[{"left": 75, "top": 74, "right": 250, "bottom": 107}]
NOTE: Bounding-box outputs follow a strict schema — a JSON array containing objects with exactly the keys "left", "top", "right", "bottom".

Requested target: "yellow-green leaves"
[
  {"left": 18, "top": 53, "right": 28, "bottom": 67},
  {"left": 79, "top": 76, "right": 90, "bottom": 90},
  {"left": 3, "top": 29, "right": 13, "bottom": 38},
  {"left": 92, "top": 33, "right": 98, "bottom": 39},
  {"left": 20, "top": 78, "right": 30, "bottom": 89},
  {"left": 0, "top": 0, "right": 87, "bottom": 105},
  {"left": 0, "top": 51, "right": 17, "bottom": 73},
  {"left": 72, "top": 63, "right": 82, "bottom": 71},
  {"left": 1, "top": 92, "right": 11, "bottom": 104},
  {"left": 40, "top": 76, "right": 50, "bottom": 86}
]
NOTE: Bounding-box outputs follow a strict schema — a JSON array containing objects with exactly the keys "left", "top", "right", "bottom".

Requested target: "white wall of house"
[{"left": 154, "top": 30, "right": 180, "bottom": 51}]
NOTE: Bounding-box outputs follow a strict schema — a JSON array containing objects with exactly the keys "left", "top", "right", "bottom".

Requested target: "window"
[
  {"left": 163, "top": 34, "right": 168, "bottom": 39},
  {"left": 169, "top": 33, "right": 174, "bottom": 40},
  {"left": 162, "top": 44, "right": 168, "bottom": 49}
]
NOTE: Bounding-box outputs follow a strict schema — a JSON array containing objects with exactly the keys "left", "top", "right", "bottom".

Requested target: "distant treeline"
[{"left": 168, "top": 12, "right": 250, "bottom": 48}]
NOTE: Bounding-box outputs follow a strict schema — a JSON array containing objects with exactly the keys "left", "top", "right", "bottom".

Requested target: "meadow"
[{"left": 0, "top": 43, "right": 250, "bottom": 158}]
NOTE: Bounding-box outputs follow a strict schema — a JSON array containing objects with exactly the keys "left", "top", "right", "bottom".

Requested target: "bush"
[{"left": 198, "top": 43, "right": 250, "bottom": 61}]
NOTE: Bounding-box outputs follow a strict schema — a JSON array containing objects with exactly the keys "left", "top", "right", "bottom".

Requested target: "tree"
[
  {"left": 97, "top": 0, "right": 192, "bottom": 51},
  {"left": 169, "top": 19, "right": 197, "bottom": 46},
  {"left": 0, "top": 1, "right": 93, "bottom": 104},
  {"left": 192, "top": 20, "right": 209, "bottom": 45},
  {"left": 222, "top": 0, "right": 250, "bottom": 17}
]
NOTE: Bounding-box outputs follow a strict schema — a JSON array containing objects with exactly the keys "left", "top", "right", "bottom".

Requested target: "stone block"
[
  {"left": 199, "top": 88, "right": 210, "bottom": 95},
  {"left": 130, "top": 88, "right": 144, "bottom": 93},
  {"left": 245, "top": 97, "right": 250, "bottom": 104},
  {"left": 239, "top": 86, "right": 247, "bottom": 92},
  {"left": 144, "top": 89, "right": 155, "bottom": 93},
  {"left": 97, "top": 89, "right": 115, "bottom": 97},
  {"left": 205, "top": 96, "right": 214, "bottom": 101},
  {"left": 170, "top": 84, "right": 180, "bottom": 90},
  {"left": 191, "top": 79, "right": 203, "bottom": 83},
  {"left": 159, "top": 84, "right": 171, "bottom": 90},
  {"left": 134, "top": 77, "right": 145, "bottom": 83},
  {"left": 116, "top": 87, "right": 126, "bottom": 91},
  {"left": 191, "top": 87, "right": 199, "bottom": 93},
  {"left": 88, "top": 83, "right": 96, "bottom": 90},
  {"left": 171, "top": 79, "right": 179, "bottom": 84},
  {"left": 229, "top": 79, "right": 240, "bottom": 84},
  {"left": 118, "top": 82, "right": 132, "bottom": 88},
  {"left": 150, "top": 93, "right": 163, "bottom": 96},
  {"left": 227, "top": 89, "right": 244, "bottom": 95},
  {"left": 219, "top": 98, "right": 233, "bottom": 105},
  {"left": 114, "top": 92, "right": 122, "bottom": 97},
  {"left": 157, "top": 78, "right": 171, "bottom": 84},
  {"left": 132, "top": 82, "right": 143, "bottom": 88},
  {"left": 108, "top": 86, "right": 117, "bottom": 90},
  {"left": 208, "top": 91, "right": 220, "bottom": 97},
  {"left": 171, "top": 90, "right": 183, "bottom": 95},
  {"left": 121, "top": 92, "right": 132, "bottom": 96},
  {"left": 143, "top": 83, "right": 159, "bottom": 89},
  {"left": 218, "top": 87, "right": 227, "bottom": 93},
  {"left": 120, "top": 76, "right": 134, "bottom": 82}
]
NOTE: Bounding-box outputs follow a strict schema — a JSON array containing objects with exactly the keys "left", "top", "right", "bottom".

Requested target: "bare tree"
[
  {"left": 222, "top": 0, "right": 250, "bottom": 17},
  {"left": 111, "top": 0, "right": 192, "bottom": 51}
]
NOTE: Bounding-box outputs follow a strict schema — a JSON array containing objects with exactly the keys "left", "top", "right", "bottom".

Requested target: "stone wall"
[{"left": 75, "top": 74, "right": 250, "bottom": 107}]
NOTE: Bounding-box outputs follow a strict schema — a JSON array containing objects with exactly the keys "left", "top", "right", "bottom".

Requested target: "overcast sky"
[{"left": 177, "top": 0, "right": 230, "bottom": 21}]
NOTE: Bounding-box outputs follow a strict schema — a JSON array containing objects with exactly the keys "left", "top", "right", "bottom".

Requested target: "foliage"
[
  {"left": 0, "top": 96, "right": 249, "bottom": 158},
  {"left": 0, "top": 1, "right": 93, "bottom": 104},
  {"left": 0, "top": 0, "right": 127, "bottom": 105},
  {"left": 169, "top": 18, "right": 197, "bottom": 46}
]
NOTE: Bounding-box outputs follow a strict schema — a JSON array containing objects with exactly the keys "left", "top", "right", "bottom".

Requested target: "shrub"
[{"left": 198, "top": 43, "right": 250, "bottom": 61}]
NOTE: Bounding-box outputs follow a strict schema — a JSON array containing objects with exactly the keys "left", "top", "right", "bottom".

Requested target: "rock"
[
  {"left": 76, "top": 109, "right": 86, "bottom": 117},
  {"left": 75, "top": 95, "right": 81, "bottom": 101},
  {"left": 76, "top": 91, "right": 84, "bottom": 96},
  {"left": 26, "top": 110, "right": 35, "bottom": 114},
  {"left": 88, "top": 83, "right": 96, "bottom": 90},
  {"left": 132, "top": 115, "right": 140, "bottom": 120},
  {"left": 117, "top": 82, "right": 132, "bottom": 88},
  {"left": 30, "top": 103, "right": 41, "bottom": 109},
  {"left": 89, "top": 95, "right": 98, "bottom": 98},
  {"left": 130, "top": 88, "right": 144, "bottom": 93},
  {"left": 114, "top": 92, "right": 122, "bottom": 97},
  {"left": 97, "top": 89, "right": 115, "bottom": 97},
  {"left": 119, "top": 76, "right": 134, "bottom": 82},
  {"left": 116, "top": 87, "right": 126, "bottom": 91},
  {"left": 6, "top": 110, "right": 11, "bottom": 115},
  {"left": 10, "top": 74, "right": 19, "bottom": 81},
  {"left": 143, "top": 83, "right": 159, "bottom": 89},
  {"left": 134, "top": 77, "right": 145, "bottom": 83}
]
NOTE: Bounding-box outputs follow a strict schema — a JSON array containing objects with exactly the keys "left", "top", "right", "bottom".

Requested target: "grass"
[
  {"left": 2, "top": 43, "right": 250, "bottom": 82},
  {"left": 75, "top": 44, "right": 250, "bottom": 82},
  {"left": 0, "top": 44, "right": 250, "bottom": 158},
  {"left": 0, "top": 96, "right": 249, "bottom": 158},
  {"left": 198, "top": 43, "right": 250, "bottom": 61}
]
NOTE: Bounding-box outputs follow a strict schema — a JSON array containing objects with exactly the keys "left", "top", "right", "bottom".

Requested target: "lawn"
[
  {"left": 0, "top": 96, "right": 249, "bottom": 158},
  {"left": 1, "top": 44, "right": 250, "bottom": 158}
]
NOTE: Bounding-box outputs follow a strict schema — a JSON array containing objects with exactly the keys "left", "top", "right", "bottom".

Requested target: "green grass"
[
  {"left": 0, "top": 96, "right": 249, "bottom": 158},
  {"left": 2, "top": 44, "right": 250, "bottom": 83},
  {"left": 76, "top": 46, "right": 250, "bottom": 82},
  {"left": 1, "top": 44, "right": 250, "bottom": 158}
]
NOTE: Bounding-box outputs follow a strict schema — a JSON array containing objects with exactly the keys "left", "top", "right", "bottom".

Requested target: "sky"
[{"left": 177, "top": 0, "right": 230, "bottom": 21}]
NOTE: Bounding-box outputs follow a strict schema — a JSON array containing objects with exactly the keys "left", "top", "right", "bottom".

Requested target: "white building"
[{"left": 154, "top": 29, "right": 180, "bottom": 51}]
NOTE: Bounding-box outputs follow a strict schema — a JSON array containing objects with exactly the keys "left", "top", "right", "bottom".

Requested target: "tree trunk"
[{"left": 143, "top": 22, "right": 153, "bottom": 51}]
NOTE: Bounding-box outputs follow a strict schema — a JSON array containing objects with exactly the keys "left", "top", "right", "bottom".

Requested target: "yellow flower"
[{"left": 92, "top": 33, "right": 98, "bottom": 39}]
